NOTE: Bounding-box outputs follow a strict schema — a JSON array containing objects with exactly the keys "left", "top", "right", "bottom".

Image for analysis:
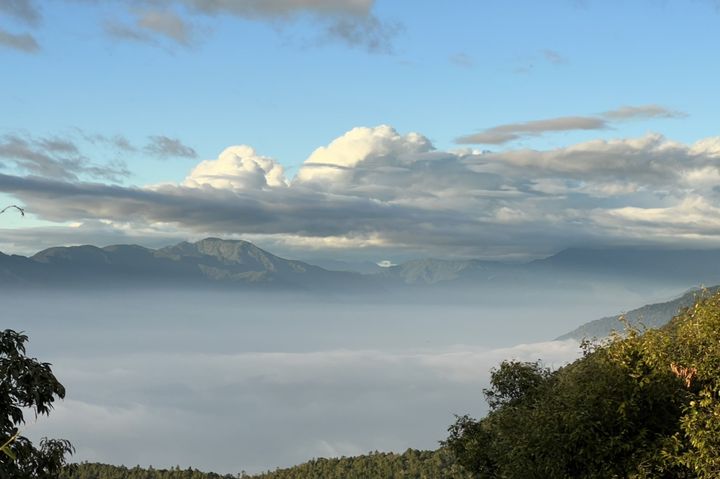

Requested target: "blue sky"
[{"left": 1, "top": 0, "right": 720, "bottom": 260}]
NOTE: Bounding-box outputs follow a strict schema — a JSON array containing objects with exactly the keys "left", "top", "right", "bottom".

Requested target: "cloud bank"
[
  {"left": 2, "top": 124, "right": 720, "bottom": 258},
  {"left": 33, "top": 340, "right": 580, "bottom": 473}
]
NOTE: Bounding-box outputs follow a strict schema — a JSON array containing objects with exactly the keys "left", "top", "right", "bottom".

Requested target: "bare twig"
[{"left": 0, "top": 205, "right": 24, "bottom": 216}]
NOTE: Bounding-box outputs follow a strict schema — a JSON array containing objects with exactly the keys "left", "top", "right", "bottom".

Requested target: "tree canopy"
[
  {"left": 0, "top": 329, "right": 73, "bottom": 478},
  {"left": 67, "top": 449, "right": 473, "bottom": 479},
  {"left": 446, "top": 290, "right": 720, "bottom": 478}
]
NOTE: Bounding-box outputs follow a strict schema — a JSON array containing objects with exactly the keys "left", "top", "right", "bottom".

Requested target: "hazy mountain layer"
[
  {"left": 1, "top": 238, "right": 372, "bottom": 291},
  {"left": 558, "top": 286, "right": 720, "bottom": 340},
  {"left": 379, "top": 248, "right": 720, "bottom": 291},
  {"left": 3, "top": 239, "right": 720, "bottom": 294}
]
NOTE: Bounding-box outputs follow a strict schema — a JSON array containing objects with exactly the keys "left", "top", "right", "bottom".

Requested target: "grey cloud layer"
[
  {"left": 0, "top": 27, "right": 38, "bottom": 51},
  {"left": 0, "top": 0, "right": 39, "bottom": 24},
  {"left": 116, "top": 0, "right": 395, "bottom": 53},
  {"left": 0, "top": 134, "right": 129, "bottom": 181},
  {"left": 145, "top": 135, "right": 198, "bottom": 159},
  {"left": 163, "top": 0, "right": 374, "bottom": 17},
  {"left": 457, "top": 104, "right": 685, "bottom": 145},
  {"left": 1, "top": 0, "right": 396, "bottom": 53},
  {"left": 2, "top": 125, "right": 720, "bottom": 258},
  {"left": 0, "top": 0, "right": 39, "bottom": 52},
  {"left": 0, "top": 131, "right": 198, "bottom": 182},
  {"left": 603, "top": 104, "right": 687, "bottom": 120},
  {"left": 1, "top": 0, "right": 374, "bottom": 23},
  {"left": 456, "top": 116, "right": 607, "bottom": 145}
]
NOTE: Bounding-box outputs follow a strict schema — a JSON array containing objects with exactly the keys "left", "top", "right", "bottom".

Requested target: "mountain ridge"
[
  {"left": 557, "top": 286, "right": 720, "bottom": 340},
  {"left": 4, "top": 240, "right": 720, "bottom": 294},
  {"left": 1, "top": 238, "right": 373, "bottom": 291}
]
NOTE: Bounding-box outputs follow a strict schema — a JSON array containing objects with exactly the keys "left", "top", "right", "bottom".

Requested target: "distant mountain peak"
[{"left": 159, "top": 237, "right": 276, "bottom": 267}]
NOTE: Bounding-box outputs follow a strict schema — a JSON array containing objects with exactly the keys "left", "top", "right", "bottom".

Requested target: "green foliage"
[
  {"left": 248, "top": 448, "right": 472, "bottom": 479},
  {"left": 482, "top": 360, "right": 551, "bottom": 410},
  {"left": 0, "top": 329, "right": 74, "bottom": 478},
  {"left": 446, "top": 290, "right": 720, "bottom": 479},
  {"left": 67, "top": 449, "right": 473, "bottom": 479},
  {"left": 63, "top": 463, "right": 236, "bottom": 479}
]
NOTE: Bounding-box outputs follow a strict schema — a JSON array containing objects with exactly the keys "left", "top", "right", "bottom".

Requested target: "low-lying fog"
[{"left": 4, "top": 287, "right": 678, "bottom": 474}]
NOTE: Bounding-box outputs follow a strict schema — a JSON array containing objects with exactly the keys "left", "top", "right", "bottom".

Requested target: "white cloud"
[
  {"left": 296, "top": 125, "right": 433, "bottom": 185},
  {"left": 690, "top": 136, "right": 720, "bottom": 157},
  {"left": 184, "top": 145, "right": 288, "bottom": 189},
  {"left": 5, "top": 126, "right": 720, "bottom": 259},
  {"left": 681, "top": 166, "right": 720, "bottom": 189},
  {"left": 604, "top": 196, "right": 720, "bottom": 230}
]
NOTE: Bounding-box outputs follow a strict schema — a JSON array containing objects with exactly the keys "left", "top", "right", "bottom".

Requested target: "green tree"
[
  {"left": 445, "top": 307, "right": 701, "bottom": 478},
  {"left": 0, "top": 329, "right": 73, "bottom": 478}
]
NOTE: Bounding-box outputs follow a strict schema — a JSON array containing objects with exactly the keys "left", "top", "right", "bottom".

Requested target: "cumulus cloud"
[
  {"left": 296, "top": 125, "right": 433, "bottom": 186},
  {"left": 184, "top": 145, "right": 286, "bottom": 189},
  {"left": 3, "top": 125, "right": 720, "bottom": 258}
]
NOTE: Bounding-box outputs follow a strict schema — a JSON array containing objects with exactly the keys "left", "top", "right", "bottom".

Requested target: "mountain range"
[
  {"left": 3, "top": 237, "right": 720, "bottom": 339},
  {"left": 4, "top": 238, "right": 720, "bottom": 294},
  {"left": 0, "top": 237, "right": 372, "bottom": 291}
]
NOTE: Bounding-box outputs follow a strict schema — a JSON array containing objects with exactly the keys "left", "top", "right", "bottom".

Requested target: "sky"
[
  {"left": 5, "top": 2, "right": 719, "bottom": 472},
  {"left": 2, "top": 0, "right": 720, "bottom": 262}
]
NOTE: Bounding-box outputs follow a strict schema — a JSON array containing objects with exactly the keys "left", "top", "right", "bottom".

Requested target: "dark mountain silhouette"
[{"left": 0, "top": 238, "right": 374, "bottom": 291}]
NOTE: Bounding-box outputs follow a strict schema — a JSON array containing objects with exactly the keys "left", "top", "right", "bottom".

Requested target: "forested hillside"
[
  {"left": 558, "top": 286, "right": 720, "bottom": 340},
  {"left": 248, "top": 449, "right": 471, "bottom": 479},
  {"left": 63, "top": 464, "right": 235, "bottom": 479},
  {"left": 447, "top": 290, "right": 720, "bottom": 478},
  {"left": 66, "top": 449, "right": 471, "bottom": 479}
]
